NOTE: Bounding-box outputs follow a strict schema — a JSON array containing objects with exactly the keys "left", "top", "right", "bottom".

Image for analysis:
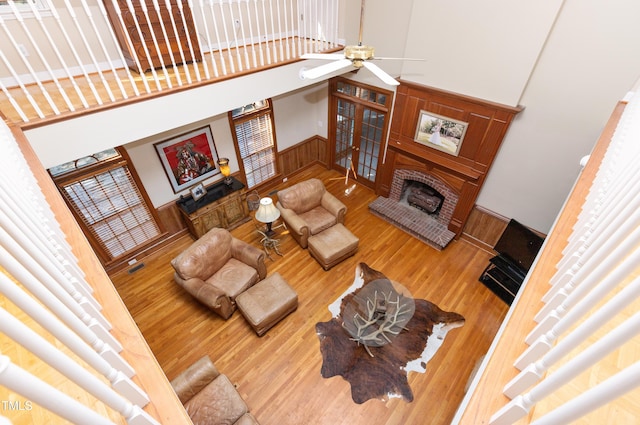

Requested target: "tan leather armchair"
[
  {"left": 171, "top": 227, "right": 267, "bottom": 319},
  {"left": 171, "top": 356, "right": 259, "bottom": 425},
  {"left": 275, "top": 178, "right": 347, "bottom": 248}
]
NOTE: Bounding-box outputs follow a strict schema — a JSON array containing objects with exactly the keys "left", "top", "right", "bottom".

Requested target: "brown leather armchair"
[
  {"left": 171, "top": 356, "right": 259, "bottom": 425},
  {"left": 275, "top": 178, "right": 347, "bottom": 248},
  {"left": 171, "top": 227, "right": 267, "bottom": 319}
]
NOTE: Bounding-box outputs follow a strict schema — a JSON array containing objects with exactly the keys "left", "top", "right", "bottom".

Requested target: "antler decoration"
[{"left": 342, "top": 282, "right": 415, "bottom": 357}]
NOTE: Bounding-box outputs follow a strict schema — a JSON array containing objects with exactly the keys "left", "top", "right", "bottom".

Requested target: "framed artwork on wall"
[
  {"left": 154, "top": 126, "right": 220, "bottom": 193},
  {"left": 414, "top": 111, "right": 468, "bottom": 156}
]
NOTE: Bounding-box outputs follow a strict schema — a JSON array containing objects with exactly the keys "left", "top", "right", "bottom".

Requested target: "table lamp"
[
  {"left": 255, "top": 197, "right": 281, "bottom": 236},
  {"left": 217, "top": 157, "right": 232, "bottom": 185}
]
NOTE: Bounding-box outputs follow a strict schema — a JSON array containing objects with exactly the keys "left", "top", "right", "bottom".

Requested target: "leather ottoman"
[
  {"left": 307, "top": 223, "right": 359, "bottom": 270},
  {"left": 235, "top": 272, "right": 298, "bottom": 336}
]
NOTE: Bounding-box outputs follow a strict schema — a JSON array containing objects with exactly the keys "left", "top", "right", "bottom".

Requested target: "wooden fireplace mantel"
[{"left": 378, "top": 81, "right": 523, "bottom": 238}]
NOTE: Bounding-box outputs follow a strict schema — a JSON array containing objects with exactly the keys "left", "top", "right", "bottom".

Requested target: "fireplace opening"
[{"left": 401, "top": 180, "right": 445, "bottom": 217}]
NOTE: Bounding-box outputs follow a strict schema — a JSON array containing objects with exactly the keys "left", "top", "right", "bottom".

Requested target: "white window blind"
[
  {"left": 233, "top": 103, "right": 277, "bottom": 188},
  {"left": 60, "top": 163, "right": 160, "bottom": 260}
]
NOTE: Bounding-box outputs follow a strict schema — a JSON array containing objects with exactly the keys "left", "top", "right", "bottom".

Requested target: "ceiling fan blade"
[
  {"left": 301, "top": 53, "right": 345, "bottom": 61},
  {"left": 300, "top": 58, "right": 353, "bottom": 80},
  {"left": 362, "top": 61, "right": 399, "bottom": 86}
]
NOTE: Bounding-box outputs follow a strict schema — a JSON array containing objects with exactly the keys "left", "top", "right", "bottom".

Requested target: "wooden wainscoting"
[
  {"left": 278, "top": 135, "right": 329, "bottom": 176},
  {"left": 461, "top": 206, "right": 510, "bottom": 251}
]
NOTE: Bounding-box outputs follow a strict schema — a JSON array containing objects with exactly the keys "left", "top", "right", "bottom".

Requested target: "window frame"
[
  {"left": 50, "top": 147, "right": 164, "bottom": 268},
  {"left": 228, "top": 99, "right": 280, "bottom": 190}
]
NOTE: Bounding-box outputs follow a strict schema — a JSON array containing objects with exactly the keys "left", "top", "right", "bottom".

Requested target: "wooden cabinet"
[
  {"left": 104, "top": 0, "right": 201, "bottom": 73},
  {"left": 176, "top": 177, "right": 250, "bottom": 239}
]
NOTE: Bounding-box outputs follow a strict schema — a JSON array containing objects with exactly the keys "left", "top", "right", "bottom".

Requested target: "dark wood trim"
[{"left": 380, "top": 82, "right": 523, "bottom": 238}]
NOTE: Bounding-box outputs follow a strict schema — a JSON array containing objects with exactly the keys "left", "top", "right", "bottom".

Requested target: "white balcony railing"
[{"left": 0, "top": 0, "right": 340, "bottom": 125}]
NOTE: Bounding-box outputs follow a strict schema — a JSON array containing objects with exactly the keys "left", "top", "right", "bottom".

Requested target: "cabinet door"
[
  {"left": 220, "top": 194, "right": 249, "bottom": 229},
  {"left": 193, "top": 209, "right": 223, "bottom": 238}
]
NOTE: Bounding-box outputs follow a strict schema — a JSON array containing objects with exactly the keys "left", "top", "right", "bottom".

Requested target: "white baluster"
[
  {"left": 0, "top": 268, "right": 137, "bottom": 385},
  {"left": 57, "top": 0, "right": 115, "bottom": 102},
  {"left": 177, "top": 0, "right": 201, "bottom": 81},
  {"left": 493, "top": 311, "right": 640, "bottom": 424},
  {"left": 104, "top": 0, "right": 151, "bottom": 93},
  {"left": 530, "top": 361, "right": 640, "bottom": 425},
  {"left": 527, "top": 241, "right": 640, "bottom": 344},
  {"left": 0, "top": 239, "right": 122, "bottom": 352},
  {"left": 0, "top": 224, "right": 111, "bottom": 331},
  {"left": 539, "top": 210, "right": 640, "bottom": 313},
  {"left": 261, "top": 0, "right": 273, "bottom": 64},
  {"left": 218, "top": 0, "right": 236, "bottom": 72},
  {"left": 0, "top": 354, "right": 117, "bottom": 425},
  {"left": 0, "top": 308, "right": 153, "bottom": 414},
  {"left": 506, "top": 275, "right": 640, "bottom": 396}
]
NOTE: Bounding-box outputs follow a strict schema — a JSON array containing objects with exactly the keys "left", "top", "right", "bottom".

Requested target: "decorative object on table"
[
  {"left": 154, "top": 126, "right": 220, "bottom": 193},
  {"left": 341, "top": 278, "right": 415, "bottom": 357},
  {"left": 246, "top": 190, "right": 261, "bottom": 211},
  {"left": 414, "top": 110, "right": 468, "bottom": 157},
  {"left": 316, "top": 263, "right": 465, "bottom": 404},
  {"left": 189, "top": 183, "right": 207, "bottom": 201},
  {"left": 217, "top": 157, "right": 233, "bottom": 185},
  {"left": 255, "top": 197, "right": 280, "bottom": 236}
]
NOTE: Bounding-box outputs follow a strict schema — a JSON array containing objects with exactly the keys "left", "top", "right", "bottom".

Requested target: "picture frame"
[
  {"left": 189, "top": 183, "right": 207, "bottom": 201},
  {"left": 414, "top": 111, "right": 468, "bottom": 156},
  {"left": 154, "top": 126, "right": 220, "bottom": 193}
]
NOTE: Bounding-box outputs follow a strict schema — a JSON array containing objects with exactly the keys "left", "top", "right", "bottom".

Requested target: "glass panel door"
[
  {"left": 330, "top": 78, "right": 392, "bottom": 190},
  {"left": 335, "top": 99, "right": 356, "bottom": 171},
  {"left": 357, "top": 107, "right": 384, "bottom": 183}
]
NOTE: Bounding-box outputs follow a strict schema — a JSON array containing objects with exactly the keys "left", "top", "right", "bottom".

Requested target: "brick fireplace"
[
  {"left": 368, "top": 81, "right": 522, "bottom": 250},
  {"left": 370, "top": 169, "right": 459, "bottom": 250}
]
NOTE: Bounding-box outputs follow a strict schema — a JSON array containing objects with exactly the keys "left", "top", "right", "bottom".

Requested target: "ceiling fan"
[{"left": 299, "top": 0, "right": 420, "bottom": 86}]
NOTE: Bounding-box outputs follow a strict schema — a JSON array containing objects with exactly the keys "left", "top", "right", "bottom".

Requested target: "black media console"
[{"left": 479, "top": 219, "right": 545, "bottom": 305}]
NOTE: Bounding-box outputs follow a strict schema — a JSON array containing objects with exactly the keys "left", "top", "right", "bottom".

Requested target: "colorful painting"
[{"left": 154, "top": 126, "right": 220, "bottom": 193}]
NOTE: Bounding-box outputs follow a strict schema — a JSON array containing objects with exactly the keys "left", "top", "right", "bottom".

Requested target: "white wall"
[
  {"left": 477, "top": 0, "right": 640, "bottom": 232},
  {"left": 401, "top": 0, "right": 563, "bottom": 107},
  {"left": 25, "top": 61, "right": 326, "bottom": 170},
  {"left": 124, "top": 83, "right": 327, "bottom": 207}
]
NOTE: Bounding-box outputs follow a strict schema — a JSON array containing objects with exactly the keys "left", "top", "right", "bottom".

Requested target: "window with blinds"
[
  {"left": 230, "top": 99, "right": 278, "bottom": 188},
  {"left": 50, "top": 148, "right": 161, "bottom": 264}
]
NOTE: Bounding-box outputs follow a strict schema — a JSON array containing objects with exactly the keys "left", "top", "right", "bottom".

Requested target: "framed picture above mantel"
[
  {"left": 414, "top": 111, "right": 468, "bottom": 157},
  {"left": 154, "top": 126, "right": 220, "bottom": 193}
]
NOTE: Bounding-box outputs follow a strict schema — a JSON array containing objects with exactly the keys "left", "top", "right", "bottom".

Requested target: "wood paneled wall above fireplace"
[{"left": 378, "top": 81, "right": 523, "bottom": 238}]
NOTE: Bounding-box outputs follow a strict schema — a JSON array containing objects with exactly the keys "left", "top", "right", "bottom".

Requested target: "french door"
[{"left": 330, "top": 78, "right": 393, "bottom": 189}]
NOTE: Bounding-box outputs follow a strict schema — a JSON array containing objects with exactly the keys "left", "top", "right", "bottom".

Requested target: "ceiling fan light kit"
[{"left": 298, "top": 0, "right": 414, "bottom": 86}]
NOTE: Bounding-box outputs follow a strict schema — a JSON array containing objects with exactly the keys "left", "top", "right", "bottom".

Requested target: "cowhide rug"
[{"left": 316, "top": 263, "right": 465, "bottom": 404}]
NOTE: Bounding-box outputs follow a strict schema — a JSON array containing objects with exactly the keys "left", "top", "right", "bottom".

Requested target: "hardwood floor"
[{"left": 110, "top": 166, "right": 509, "bottom": 425}]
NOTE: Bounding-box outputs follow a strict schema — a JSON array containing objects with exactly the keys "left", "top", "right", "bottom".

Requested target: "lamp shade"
[{"left": 255, "top": 197, "right": 281, "bottom": 224}]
